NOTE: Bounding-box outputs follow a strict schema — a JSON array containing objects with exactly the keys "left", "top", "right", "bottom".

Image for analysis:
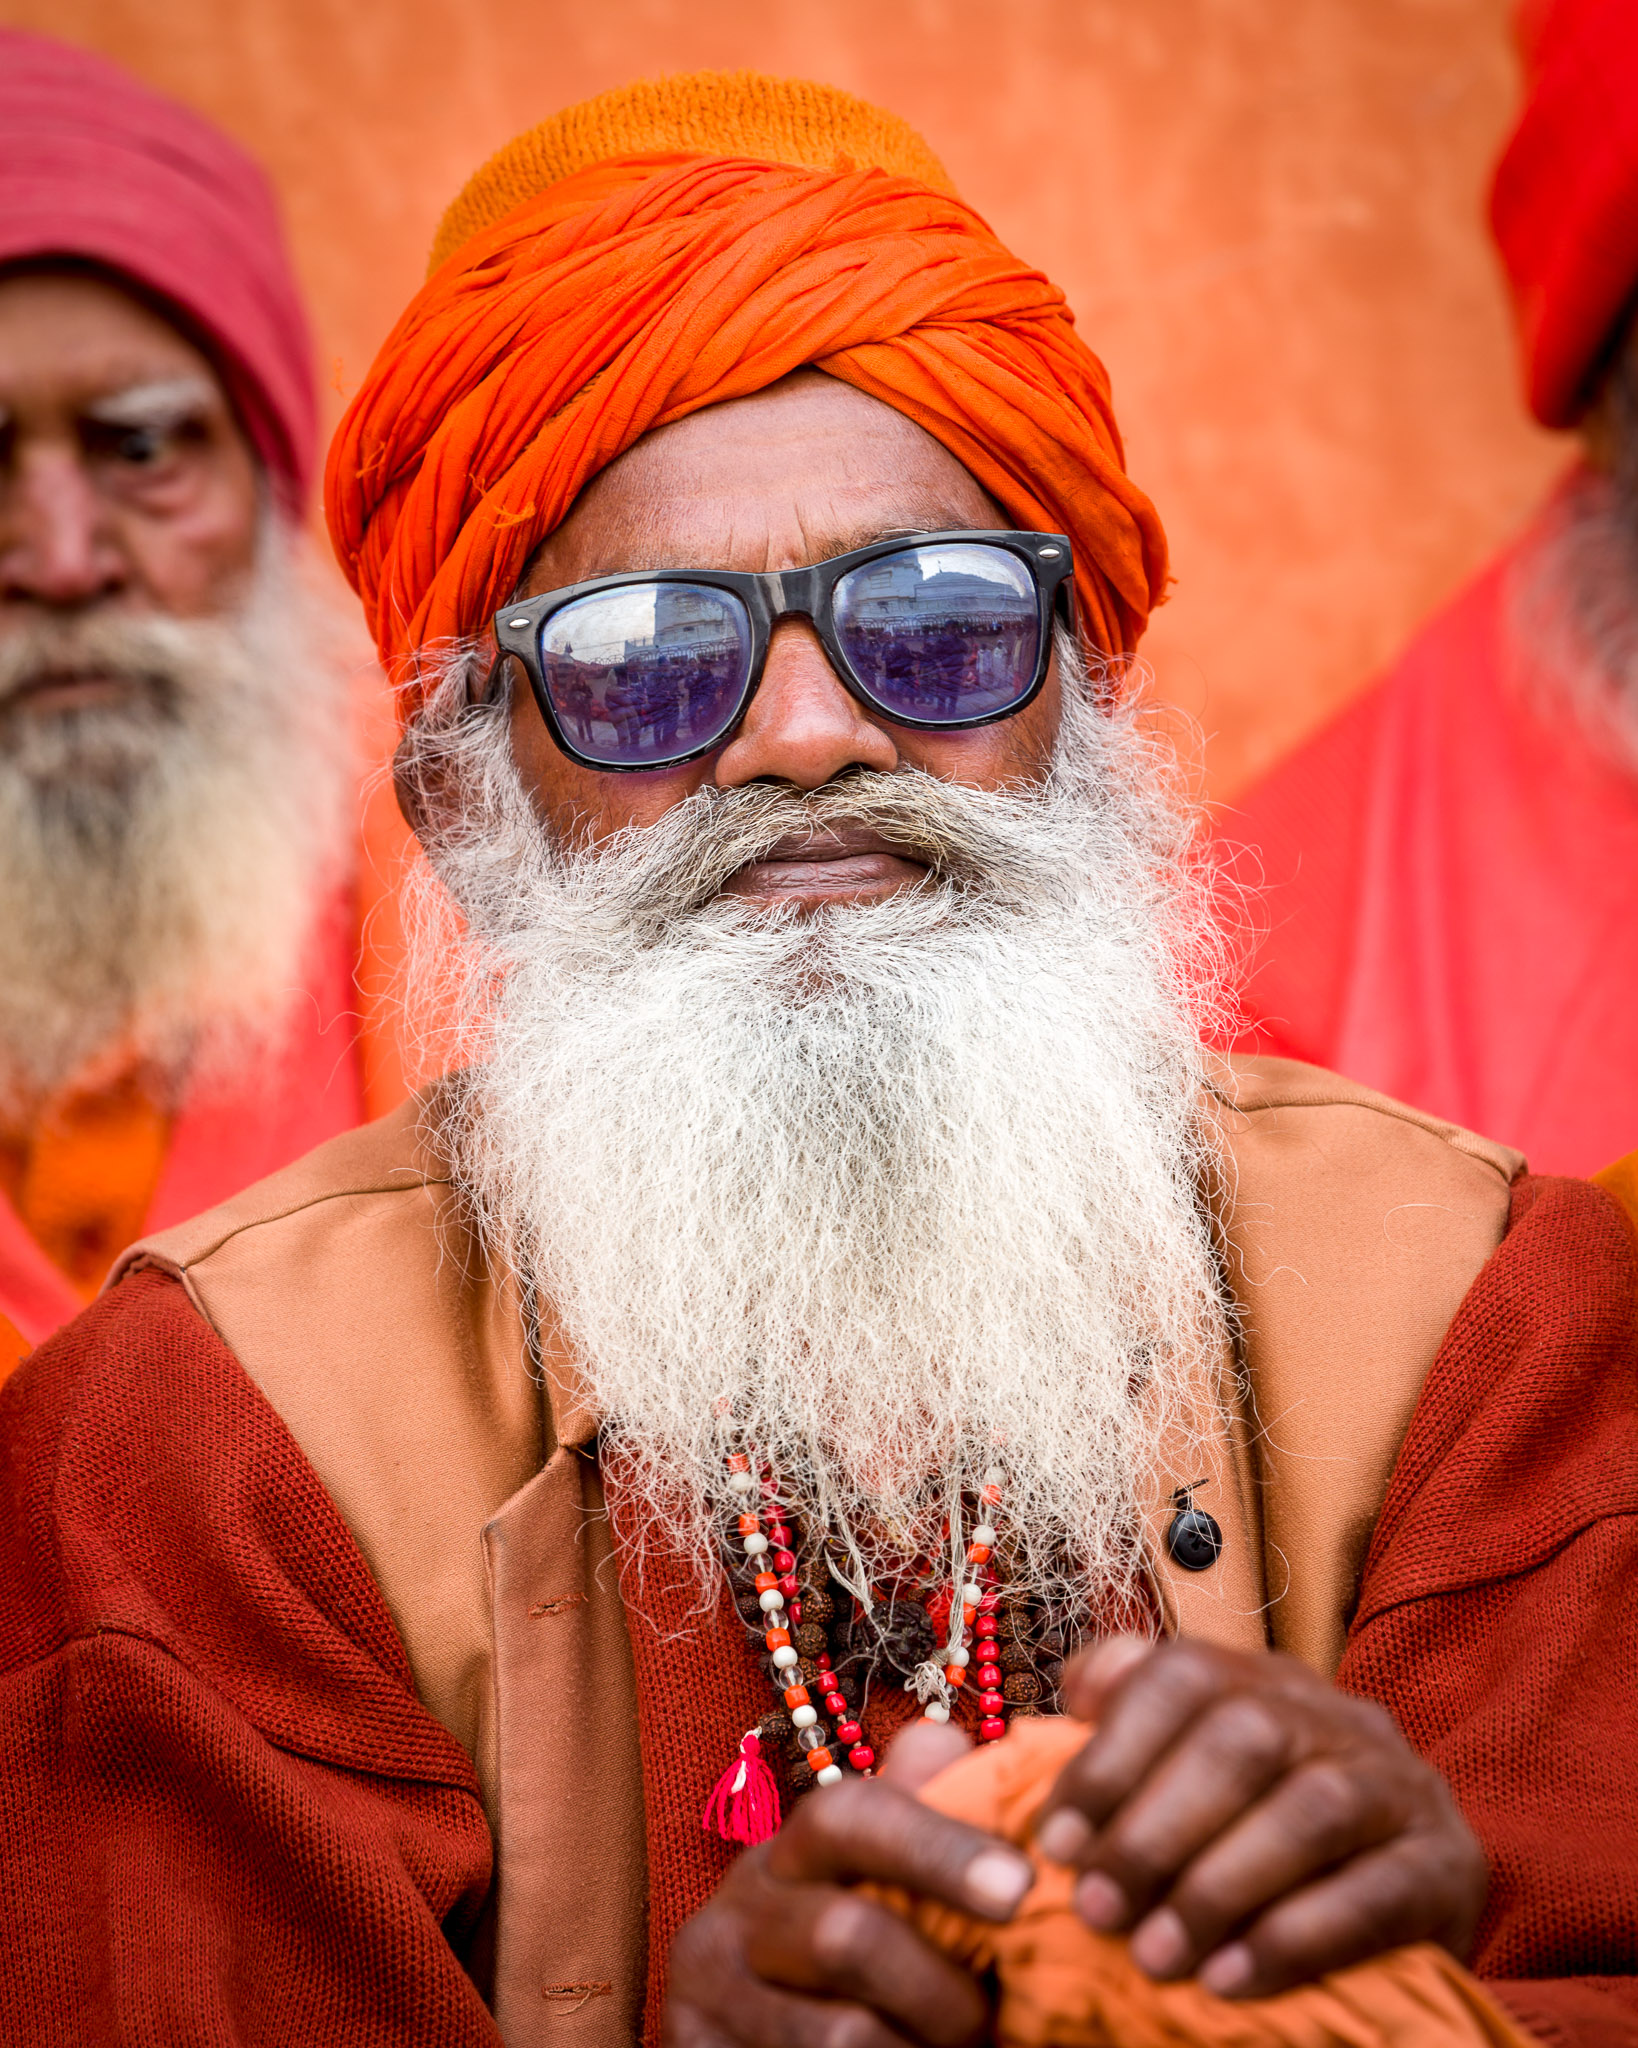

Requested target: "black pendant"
[{"left": 1166, "top": 1504, "right": 1223, "bottom": 1572}]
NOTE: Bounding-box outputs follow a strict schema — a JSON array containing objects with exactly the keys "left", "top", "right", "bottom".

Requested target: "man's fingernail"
[
  {"left": 810, "top": 1896, "right": 872, "bottom": 1968},
  {"left": 1198, "top": 1943, "right": 1255, "bottom": 1998},
  {"left": 1089, "top": 1632, "right": 1151, "bottom": 1678},
  {"left": 964, "top": 1847, "right": 1032, "bottom": 1915},
  {"left": 1036, "top": 1810, "right": 1093, "bottom": 1864},
  {"left": 1071, "top": 1870, "right": 1127, "bottom": 1930},
  {"left": 1130, "top": 1906, "right": 1190, "bottom": 1980}
]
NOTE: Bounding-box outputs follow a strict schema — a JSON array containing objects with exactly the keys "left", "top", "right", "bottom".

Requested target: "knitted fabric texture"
[
  {"left": 1491, "top": 0, "right": 1638, "bottom": 426},
  {"left": 325, "top": 70, "right": 1167, "bottom": 705},
  {"left": 1336, "top": 1173, "right": 1638, "bottom": 2043},
  {"left": 0, "top": 1269, "right": 497, "bottom": 2046},
  {"left": 429, "top": 69, "right": 957, "bottom": 273}
]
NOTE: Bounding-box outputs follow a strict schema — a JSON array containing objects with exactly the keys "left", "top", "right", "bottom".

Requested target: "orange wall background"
[{"left": 0, "top": 0, "right": 1570, "bottom": 800}]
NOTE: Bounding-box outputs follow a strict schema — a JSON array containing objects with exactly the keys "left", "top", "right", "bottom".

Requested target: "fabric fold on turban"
[
  {"left": 327, "top": 114, "right": 1167, "bottom": 714},
  {"left": 0, "top": 29, "right": 316, "bottom": 508},
  {"left": 1491, "top": 0, "right": 1638, "bottom": 427}
]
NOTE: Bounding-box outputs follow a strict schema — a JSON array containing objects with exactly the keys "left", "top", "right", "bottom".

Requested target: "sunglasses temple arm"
[{"left": 481, "top": 648, "right": 521, "bottom": 709}]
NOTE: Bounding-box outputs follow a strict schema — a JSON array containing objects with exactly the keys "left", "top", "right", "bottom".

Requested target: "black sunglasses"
[{"left": 491, "top": 529, "right": 1075, "bottom": 772}]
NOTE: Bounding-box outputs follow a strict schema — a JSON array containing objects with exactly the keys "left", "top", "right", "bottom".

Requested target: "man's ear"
[
  {"left": 392, "top": 648, "right": 514, "bottom": 839},
  {"left": 392, "top": 730, "right": 434, "bottom": 839}
]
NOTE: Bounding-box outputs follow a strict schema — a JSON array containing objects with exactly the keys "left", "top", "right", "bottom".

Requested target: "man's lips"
[
  {"left": 2, "top": 670, "right": 134, "bottom": 716},
  {"left": 720, "top": 825, "right": 931, "bottom": 903}
]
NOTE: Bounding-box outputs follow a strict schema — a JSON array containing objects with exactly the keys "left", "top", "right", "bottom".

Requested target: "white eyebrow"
[{"left": 81, "top": 376, "right": 219, "bottom": 430}]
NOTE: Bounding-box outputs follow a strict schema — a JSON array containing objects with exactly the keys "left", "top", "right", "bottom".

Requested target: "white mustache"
[
  {"left": 0, "top": 613, "right": 198, "bottom": 710},
  {"left": 565, "top": 768, "right": 1090, "bottom": 922}
]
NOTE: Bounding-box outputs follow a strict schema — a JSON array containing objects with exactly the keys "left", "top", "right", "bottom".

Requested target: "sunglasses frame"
[{"left": 490, "top": 528, "right": 1076, "bottom": 773}]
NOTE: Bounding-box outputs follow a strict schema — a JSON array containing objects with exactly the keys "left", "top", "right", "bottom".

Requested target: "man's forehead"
[
  {"left": 570, "top": 513, "right": 1000, "bottom": 580},
  {"left": 0, "top": 269, "right": 224, "bottom": 417},
  {"left": 525, "top": 374, "right": 1003, "bottom": 588}
]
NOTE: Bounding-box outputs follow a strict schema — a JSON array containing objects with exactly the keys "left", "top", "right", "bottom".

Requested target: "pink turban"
[
  {"left": 0, "top": 30, "right": 316, "bottom": 509},
  {"left": 1491, "top": 0, "right": 1638, "bottom": 428}
]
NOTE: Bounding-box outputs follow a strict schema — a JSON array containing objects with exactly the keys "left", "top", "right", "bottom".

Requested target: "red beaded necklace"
[
  {"left": 721, "top": 1451, "right": 866, "bottom": 1790},
  {"left": 705, "top": 1450, "right": 1048, "bottom": 1844}
]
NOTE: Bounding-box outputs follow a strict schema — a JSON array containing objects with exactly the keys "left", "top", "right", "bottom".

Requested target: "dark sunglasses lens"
[
  {"left": 538, "top": 584, "right": 753, "bottom": 767},
  {"left": 832, "top": 543, "right": 1042, "bottom": 725}
]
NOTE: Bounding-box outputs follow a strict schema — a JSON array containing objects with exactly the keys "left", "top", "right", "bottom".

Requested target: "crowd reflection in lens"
[{"left": 537, "top": 544, "right": 1042, "bottom": 766}]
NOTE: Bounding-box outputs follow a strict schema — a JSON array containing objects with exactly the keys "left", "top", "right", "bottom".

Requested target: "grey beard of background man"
[
  {"left": 400, "top": 627, "right": 1232, "bottom": 1651},
  {"left": 1526, "top": 316, "right": 1638, "bottom": 770},
  {"left": 1501, "top": 301, "right": 1638, "bottom": 782},
  {"left": 0, "top": 520, "right": 354, "bottom": 1113}
]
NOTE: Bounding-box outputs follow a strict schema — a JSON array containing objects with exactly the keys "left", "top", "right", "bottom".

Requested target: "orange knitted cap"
[
  {"left": 326, "top": 71, "right": 1168, "bottom": 715},
  {"left": 428, "top": 69, "right": 959, "bottom": 275}
]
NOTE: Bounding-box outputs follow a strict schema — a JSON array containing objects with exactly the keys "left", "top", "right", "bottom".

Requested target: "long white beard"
[
  {"left": 0, "top": 526, "right": 357, "bottom": 1107},
  {"left": 405, "top": 639, "right": 1231, "bottom": 1641}
]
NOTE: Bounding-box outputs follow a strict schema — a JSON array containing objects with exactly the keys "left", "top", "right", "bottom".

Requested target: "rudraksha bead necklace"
[{"left": 707, "top": 1450, "right": 1053, "bottom": 1839}]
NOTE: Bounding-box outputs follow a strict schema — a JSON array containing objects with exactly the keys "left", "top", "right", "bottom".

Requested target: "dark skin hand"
[
  {"left": 668, "top": 1721, "right": 1022, "bottom": 2048},
  {"left": 1035, "top": 1635, "right": 1486, "bottom": 1998},
  {"left": 667, "top": 1642, "right": 1487, "bottom": 2046}
]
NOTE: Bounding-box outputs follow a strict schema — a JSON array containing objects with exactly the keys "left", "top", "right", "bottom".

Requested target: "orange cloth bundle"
[
  {"left": 879, "top": 1718, "right": 1530, "bottom": 2048},
  {"left": 324, "top": 72, "right": 1168, "bottom": 714}
]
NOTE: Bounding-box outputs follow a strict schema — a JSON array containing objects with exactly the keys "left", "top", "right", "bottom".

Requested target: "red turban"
[
  {"left": 325, "top": 73, "right": 1167, "bottom": 714},
  {"left": 0, "top": 29, "right": 317, "bottom": 509},
  {"left": 1491, "top": 0, "right": 1638, "bottom": 428}
]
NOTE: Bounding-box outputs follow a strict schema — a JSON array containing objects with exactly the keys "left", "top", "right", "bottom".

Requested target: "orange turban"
[
  {"left": 325, "top": 72, "right": 1168, "bottom": 720},
  {"left": 873, "top": 1718, "right": 1530, "bottom": 2048}
]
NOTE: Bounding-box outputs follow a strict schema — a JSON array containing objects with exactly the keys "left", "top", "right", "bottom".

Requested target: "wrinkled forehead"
[
  {"left": 521, "top": 369, "right": 1008, "bottom": 590},
  {"left": 0, "top": 263, "right": 232, "bottom": 421}
]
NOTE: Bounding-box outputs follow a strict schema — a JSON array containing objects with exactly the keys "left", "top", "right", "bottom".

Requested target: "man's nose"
[
  {"left": 0, "top": 446, "right": 128, "bottom": 608},
  {"left": 714, "top": 617, "right": 899, "bottom": 789}
]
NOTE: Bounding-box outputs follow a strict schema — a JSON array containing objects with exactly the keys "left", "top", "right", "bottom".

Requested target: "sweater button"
[{"left": 1166, "top": 1506, "right": 1223, "bottom": 1572}]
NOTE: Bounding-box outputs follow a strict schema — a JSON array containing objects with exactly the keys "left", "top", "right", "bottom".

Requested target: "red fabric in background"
[
  {"left": 1227, "top": 506, "right": 1638, "bottom": 1178},
  {"left": 2, "top": 1175, "right": 1635, "bottom": 2041},
  {"left": 1491, "top": 0, "right": 1638, "bottom": 428}
]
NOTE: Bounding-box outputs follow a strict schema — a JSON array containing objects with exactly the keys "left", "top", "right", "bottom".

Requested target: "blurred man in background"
[
  {"left": 0, "top": 31, "right": 401, "bottom": 1379},
  {"left": 1230, "top": 0, "right": 1638, "bottom": 1177}
]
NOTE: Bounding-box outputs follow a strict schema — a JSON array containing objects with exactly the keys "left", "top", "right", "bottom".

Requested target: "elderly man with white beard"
[
  {"left": 0, "top": 32, "right": 404, "bottom": 1381},
  {"left": 2, "top": 74, "right": 1634, "bottom": 2048}
]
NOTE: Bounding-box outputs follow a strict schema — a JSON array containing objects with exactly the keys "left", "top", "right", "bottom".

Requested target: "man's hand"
[
  {"left": 666, "top": 1725, "right": 1028, "bottom": 2048},
  {"left": 1036, "top": 1636, "right": 1488, "bottom": 1999}
]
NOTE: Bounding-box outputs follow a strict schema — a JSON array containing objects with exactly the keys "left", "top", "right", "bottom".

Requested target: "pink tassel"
[{"left": 702, "top": 1729, "right": 782, "bottom": 1846}]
